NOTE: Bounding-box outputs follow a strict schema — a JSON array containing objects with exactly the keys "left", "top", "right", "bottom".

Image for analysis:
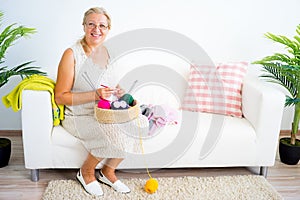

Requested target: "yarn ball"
[
  {"left": 120, "top": 93, "right": 134, "bottom": 106},
  {"left": 144, "top": 178, "right": 159, "bottom": 194},
  {"left": 97, "top": 99, "right": 111, "bottom": 109},
  {"left": 111, "top": 100, "right": 129, "bottom": 110}
]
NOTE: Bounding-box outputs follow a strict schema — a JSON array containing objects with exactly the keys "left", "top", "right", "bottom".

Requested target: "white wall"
[{"left": 0, "top": 0, "right": 299, "bottom": 130}]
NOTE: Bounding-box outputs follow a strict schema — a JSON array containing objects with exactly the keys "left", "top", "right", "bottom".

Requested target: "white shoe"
[
  {"left": 76, "top": 169, "right": 103, "bottom": 196},
  {"left": 97, "top": 170, "right": 131, "bottom": 194}
]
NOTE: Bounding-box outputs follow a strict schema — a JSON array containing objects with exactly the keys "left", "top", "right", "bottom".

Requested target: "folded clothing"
[{"left": 2, "top": 74, "right": 64, "bottom": 126}]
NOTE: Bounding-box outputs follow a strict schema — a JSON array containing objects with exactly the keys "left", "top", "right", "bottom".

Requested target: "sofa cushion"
[
  {"left": 119, "top": 110, "right": 256, "bottom": 168},
  {"left": 51, "top": 125, "right": 83, "bottom": 147},
  {"left": 181, "top": 62, "right": 247, "bottom": 117}
]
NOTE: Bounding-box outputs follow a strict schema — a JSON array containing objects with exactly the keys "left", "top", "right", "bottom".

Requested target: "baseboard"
[
  {"left": 280, "top": 130, "right": 300, "bottom": 137},
  {"left": 0, "top": 130, "right": 22, "bottom": 136}
]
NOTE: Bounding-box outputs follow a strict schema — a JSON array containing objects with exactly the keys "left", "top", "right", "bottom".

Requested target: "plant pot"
[
  {"left": 279, "top": 137, "right": 300, "bottom": 165},
  {"left": 0, "top": 138, "right": 11, "bottom": 168}
]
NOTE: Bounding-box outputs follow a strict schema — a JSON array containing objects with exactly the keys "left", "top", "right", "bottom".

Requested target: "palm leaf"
[
  {"left": 0, "top": 12, "right": 3, "bottom": 27},
  {"left": 0, "top": 61, "right": 46, "bottom": 88},
  {"left": 265, "top": 33, "right": 297, "bottom": 52},
  {"left": 0, "top": 65, "right": 6, "bottom": 72},
  {"left": 256, "top": 53, "right": 293, "bottom": 65},
  {"left": 0, "top": 25, "right": 36, "bottom": 61},
  {"left": 295, "top": 36, "right": 300, "bottom": 45},
  {"left": 0, "top": 24, "right": 16, "bottom": 44},
  {"left": 258, "top": 62, "right": 298, "bottom": 98},
  {"left": 0, "top": 11, "right": 45, "bottom": 89},
  {"left": 253, "top": 24, "right": 300, "bottom": 145},
  {"left": 9, "top": 61, "right": 36, "bottom": 71},
  {"left": 286, "top": 96, "right": 300, "bottom": 106}
]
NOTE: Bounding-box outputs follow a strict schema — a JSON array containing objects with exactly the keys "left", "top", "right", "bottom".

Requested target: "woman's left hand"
[{"left": 115, "top": 85, "right": 125, "bottom": 98}]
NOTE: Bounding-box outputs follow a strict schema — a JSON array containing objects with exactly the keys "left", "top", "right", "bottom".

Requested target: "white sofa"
[{"left": 21, "top": 70, "right": 285, "bottom": 181}]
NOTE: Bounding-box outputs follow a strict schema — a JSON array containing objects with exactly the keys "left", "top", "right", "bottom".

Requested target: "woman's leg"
[
  {"left": 101, "top": 158, "right": 124, "bottom": 183},
  {"left": 99, "top": 158, "right": 130, "bottom": 193},
  {"left": 81, "top": 153, "right": 103, "bottom": 184}
]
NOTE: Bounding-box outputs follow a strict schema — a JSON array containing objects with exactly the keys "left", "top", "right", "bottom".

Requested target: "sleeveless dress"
[{"left": 62, "top": 41, "right": 148, "bottom": 158}]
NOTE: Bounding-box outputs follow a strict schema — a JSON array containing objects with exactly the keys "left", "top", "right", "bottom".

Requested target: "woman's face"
[{"left": 84, "top": 13, "right": 109, "bottom": 47}]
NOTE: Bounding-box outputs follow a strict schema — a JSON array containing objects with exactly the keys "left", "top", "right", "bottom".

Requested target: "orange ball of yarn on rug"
[{"left": 144, "top": 178, "right": 159, "bottom": 194}]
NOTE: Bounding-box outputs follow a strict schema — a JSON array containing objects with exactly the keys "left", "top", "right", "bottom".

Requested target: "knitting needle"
[
  {"left": 100, "top": 84, "right": 109, "bottom": 88},
  {"left": 127, "top": 80, "right": 138, "bottom": 94},
  {"left": 81, "top": 72, "right": 101, "bottom": 98}
]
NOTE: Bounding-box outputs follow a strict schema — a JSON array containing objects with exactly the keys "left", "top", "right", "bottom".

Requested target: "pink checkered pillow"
[{"left": 181, "top": 62, "right": 248, "bottom": 117}]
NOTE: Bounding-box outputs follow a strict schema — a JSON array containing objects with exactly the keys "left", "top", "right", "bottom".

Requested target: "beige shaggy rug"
[{"left": 42, "top": 175, "right": 282, "bottom": 200}]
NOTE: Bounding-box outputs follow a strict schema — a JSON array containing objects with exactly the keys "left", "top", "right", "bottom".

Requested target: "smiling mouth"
[{"left": 91, "top": 33, "right": 101, "bottom": 37}]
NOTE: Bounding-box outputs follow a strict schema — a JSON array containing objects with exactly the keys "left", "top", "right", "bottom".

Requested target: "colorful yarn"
[
  {"left": 97, "top": 99, "right": 111, "bottom": 109},
  {"left": 120, "top": 93, "right": 134, "bottom": 106},
  {"left": 137, "top": 118, "right": 159, "bottom": 194},
  {"left": 144, "top": 178, "right": 159, "bottom": 194},
  {"left": 111, "top": 100, "right": 129, "bottom": 110}
]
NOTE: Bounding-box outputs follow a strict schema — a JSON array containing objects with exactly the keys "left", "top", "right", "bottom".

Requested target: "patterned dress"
[{"left": 62, "top": 41, "right": 148, "bottom": 158}]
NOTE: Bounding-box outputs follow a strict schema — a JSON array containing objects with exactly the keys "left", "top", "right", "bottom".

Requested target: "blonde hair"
[
  {"left": 82, "top": 7, "right": 111, "bottom": 29},
  {"left": 81, "top": 7, "right": 111, "bottom": 54}
]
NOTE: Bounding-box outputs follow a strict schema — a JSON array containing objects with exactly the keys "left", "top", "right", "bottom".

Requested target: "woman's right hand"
[{"left": 96, "top": 87, "right": 115, "bottom": 100}]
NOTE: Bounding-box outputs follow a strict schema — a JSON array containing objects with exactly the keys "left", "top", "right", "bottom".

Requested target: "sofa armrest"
[
  {"left": 242, "top": 75, "right": 285, "bottom": 164},
  {"left": 21, "top": 90, "right": 54, "bottom": 169}
]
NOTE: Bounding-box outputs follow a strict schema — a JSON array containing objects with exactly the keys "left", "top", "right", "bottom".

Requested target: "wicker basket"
[{"left": 94, "top": 100, "right": 140, "bottom": 124}]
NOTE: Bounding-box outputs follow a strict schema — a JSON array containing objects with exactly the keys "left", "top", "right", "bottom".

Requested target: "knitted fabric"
[{"left": 2, "top": 74, "right": 64, "bottom": 126}]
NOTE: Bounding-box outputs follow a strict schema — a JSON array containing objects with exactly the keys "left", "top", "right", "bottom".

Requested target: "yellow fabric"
[{"left": 2, "top": 75, "right": 64, "bottom": 126}]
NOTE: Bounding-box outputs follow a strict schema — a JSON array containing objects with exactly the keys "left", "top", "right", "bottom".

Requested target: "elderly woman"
[{"left": 54, "top": 7, "right": 147, "bottom": 196}]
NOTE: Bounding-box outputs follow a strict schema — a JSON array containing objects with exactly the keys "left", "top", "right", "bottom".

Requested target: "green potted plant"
[
  {"left": 0, "top": 11, "right": 46, "bottom": 167},
  {"left": 0, "top": 11, "right": 46, "bottom": 88},
  {"left": 253, "top": 24, "right": 300, "bottom": 165}
]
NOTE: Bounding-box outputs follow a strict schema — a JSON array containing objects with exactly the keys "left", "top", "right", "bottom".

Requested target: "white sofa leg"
[
  {"left": 31, "top": 169, "right": 39, "bottom": 182},
  {"left": 259, "top": 166, "right": 268, "bottom": 178}
]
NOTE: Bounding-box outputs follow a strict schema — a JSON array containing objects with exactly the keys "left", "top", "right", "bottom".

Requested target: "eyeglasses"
[{"left": 85, "top": 22, "right": 108, "bottom": 30}]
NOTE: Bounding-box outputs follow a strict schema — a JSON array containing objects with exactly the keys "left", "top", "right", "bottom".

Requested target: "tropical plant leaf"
[
  {"left": 296, "top": 24, "right": 300, "bottom": 37},
  {"left": 285, "top": 96, "right": 300, "bottom": 107},
  {"left": 265, "top": 33, "right": 298, "bottom": 53},
  {"left": 294, "top": 35, "right": 300, "bottom": 44},
  {"left": 256, "top": 53, "right": 292, "bottom": 65},
  {"left": 9, "top": 60, "right": 35, "bottom": 71},
  {"left": 0, "top": 61, "right": 46, "bottom": 87},
  {"left": 253, "top": 24, "right": 300, "bottom": 145},
  {"left": 0, "top": 12, "right": 3, "bottom": 27},
  {"left": 0, "top": 80, "right": 8, "bottom": 88},
  {"left": 0, "top": 11, "right": 45, "bottom": 89},
  {"left": 0, "top": 25, "right": 36, "bottom": 61},
  {"left": 9, "top": 61, "right": 46, "bottom": 77},
  {"left": 0, "top": 65, "right": 7, "bottom": 72},
  {"left": 259, "top": 62, "right": 298, "bottom": 98},
  {"left": 0, "top": 24, "right": 16, "bottom": 44}
]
